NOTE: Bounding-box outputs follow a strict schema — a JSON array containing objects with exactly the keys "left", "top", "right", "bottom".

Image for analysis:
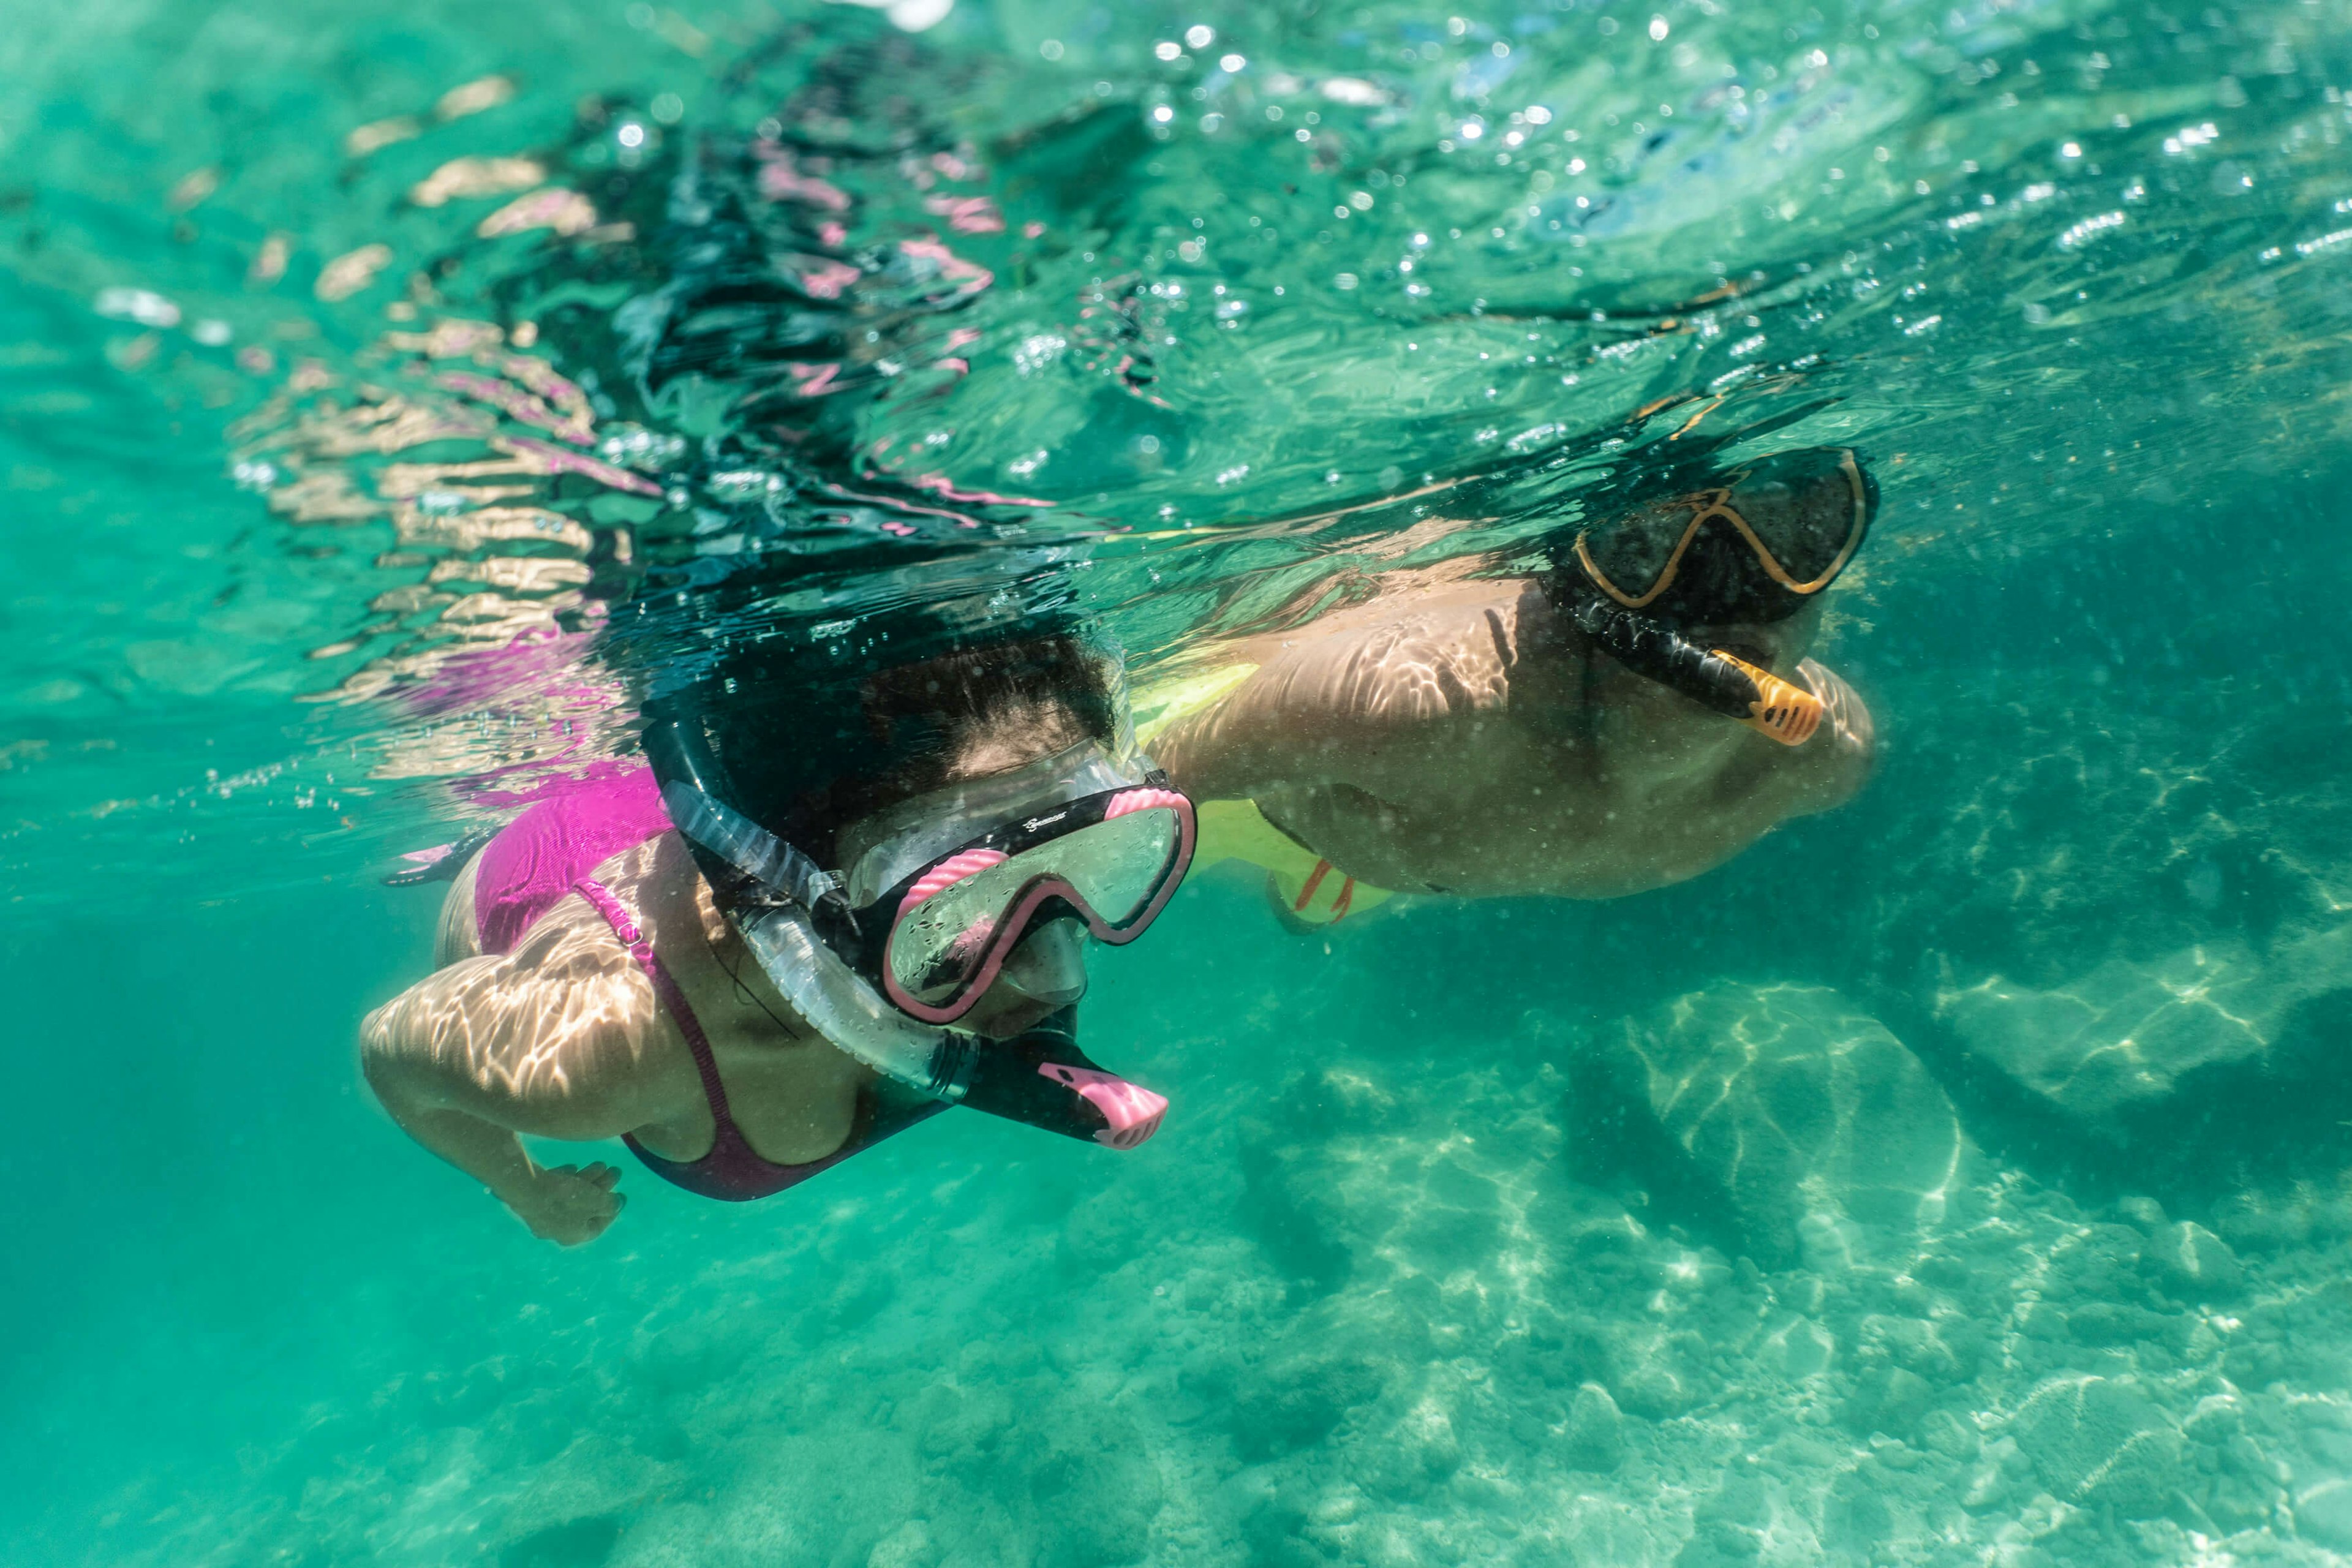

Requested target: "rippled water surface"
[{"left": 10, "top": 1, "right": 2352, "bottom": 1564}]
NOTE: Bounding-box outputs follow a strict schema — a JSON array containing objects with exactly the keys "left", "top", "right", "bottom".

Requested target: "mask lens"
[
  {"left": 1722, "top": 448, "right": 1871, "bottom": 589},
  {"left": 1577, "top": 449, "right": 1871, "bottom": 611},
  {"left": 1579, "top": 496, "right": 1706, "bottom": 605},
  {"left": 886, "top": 807, "right": 1184, "bottom": 1006}
]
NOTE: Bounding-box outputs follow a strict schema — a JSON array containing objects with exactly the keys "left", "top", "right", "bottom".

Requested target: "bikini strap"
[{"left": 574, "top": 876, "right": 737, "bottom": 1123}]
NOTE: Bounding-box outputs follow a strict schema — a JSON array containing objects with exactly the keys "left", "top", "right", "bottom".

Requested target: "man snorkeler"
[
  {"left": 1145, "top": 447, "right": 1877, "bottom": 920},
  {"left": 363, "top": 633, "right": 1191, "bottom": 1245}
]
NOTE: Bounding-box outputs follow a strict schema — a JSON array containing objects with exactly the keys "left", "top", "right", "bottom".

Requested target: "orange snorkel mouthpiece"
[
  {"left": 1563, "top": 595, "right": 1828, "bottom": 747},
  {"left": 1709, "top": 651, "right": 1824, "bottom": 747}
]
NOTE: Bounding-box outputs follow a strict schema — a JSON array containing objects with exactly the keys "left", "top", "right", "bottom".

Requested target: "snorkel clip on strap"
[{"left": 658, "top": 777, "right": 851, "bottom": 921}]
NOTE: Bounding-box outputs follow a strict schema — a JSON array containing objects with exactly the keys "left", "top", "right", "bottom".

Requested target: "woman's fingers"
[
  {"left": 543, "top": 1161, "right": 620, "bottom": 1187},
  {"left": 524, "top": 1164, "right": 628, "bottom": 1245}
]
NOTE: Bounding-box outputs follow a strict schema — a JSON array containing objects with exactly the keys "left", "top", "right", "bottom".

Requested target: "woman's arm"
[{"left": 359, "top": 918, "right": 676, "bottom": 1244}]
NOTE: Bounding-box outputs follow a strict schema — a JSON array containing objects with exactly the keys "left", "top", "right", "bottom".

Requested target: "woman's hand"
[
  {"left": 511, "top": 1162, "right": 628, "bottom": 1246},
  {"left": 362, "top": 938, "right": 668, "bottom": 1246}
]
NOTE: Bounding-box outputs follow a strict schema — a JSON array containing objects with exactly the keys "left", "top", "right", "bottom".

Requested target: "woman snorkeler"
[
  {"left": 364, "top": 628, "right": 1192, "bottom": 1244},
  {"left": 330, "top": 37, "right": 1213, "bottom": 1244}
]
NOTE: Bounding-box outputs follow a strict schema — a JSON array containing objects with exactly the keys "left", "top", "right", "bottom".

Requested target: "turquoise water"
[{"left": 9, "top": 0, "right": 2352, "bottom": 1562}]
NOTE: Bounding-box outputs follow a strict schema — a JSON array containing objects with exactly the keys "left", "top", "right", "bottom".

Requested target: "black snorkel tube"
[
  {"left": 643, "top": 713, "right": 1168, "bottom": 1148},
  {"left": 1562, "top": 590, "right": 1825, "bottom": 747}
]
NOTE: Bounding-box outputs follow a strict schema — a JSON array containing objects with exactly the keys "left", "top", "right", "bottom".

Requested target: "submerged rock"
[
  {"left": 2209, "top": 1186, "right": 2352, "bottom": 1253},
  {"left": 2297, "top": 1477, "right": 2352, "bottom": 1552},
  {"left": 1920, "top": 1408, "right": 1982, "bottom": 1463},
  {"left": 1029, "top": 1435, "right": 1163, "bottom": 1568},
  {"left": 1676, "top": 1474, "right": 1770, "bottom": 1568},
  {"left": 1613, "top": 1356, "right": 1700, "bottom": 1421},
  {"left": 1579, "top": 984, "right": 1974, "bottom": 1267},
  {"left": 2141, "top": 1220, "right": 2242, "bottom": 1298},
  {"left": 1841, "top": 1365, "right": 1934, "bottom": 1441},
  {"left": 1823, "top": 1468, "right": 1897, "bottom": 1559},
  {"left": 866, "top": 1521, "right": 937, "bottom": 1568},
  {"left": 1562, "top": 1382, "right": 1627, "bottom": 1473},
  {"left": 1765, "top": 1316, "right": 1836, "bottom": 1380},
  {"left": 1228, "top": 1348, "right": 1388, "bottom": 1462},
  {"left": 1935, "top": 925, "right": 2352, "bottom": 1128},
  {"left": 2007, "top": 1374, "right": 2185, "bottom": 1518}
]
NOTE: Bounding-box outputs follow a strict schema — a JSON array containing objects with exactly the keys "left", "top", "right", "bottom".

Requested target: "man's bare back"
[{"left": 1152, "top": 575, "right": 1874, "bottom": 900}]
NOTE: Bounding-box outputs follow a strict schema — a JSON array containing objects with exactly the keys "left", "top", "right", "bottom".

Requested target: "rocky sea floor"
[{"left": 34, "top": 859, "right": 2352, "bottom": 1568}]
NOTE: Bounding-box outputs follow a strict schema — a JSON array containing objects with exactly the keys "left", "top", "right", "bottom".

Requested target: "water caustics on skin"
[{"left": 10, "top": 1, "right": 2352, "bottom": 1566}]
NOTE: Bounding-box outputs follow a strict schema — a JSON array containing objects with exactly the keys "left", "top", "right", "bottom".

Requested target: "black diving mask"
[{"left": 1554, "top": 447, "right": 1875, "bottom": 745}]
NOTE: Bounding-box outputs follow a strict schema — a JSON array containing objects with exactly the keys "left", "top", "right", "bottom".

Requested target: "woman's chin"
[{"left": 963, "top": 990, "right": 1076, "bottom": 1039}]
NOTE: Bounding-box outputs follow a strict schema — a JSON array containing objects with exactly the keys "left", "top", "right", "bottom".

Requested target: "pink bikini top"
[{"left": 472, "top": 766, "right": 939, "bottom": 1202}]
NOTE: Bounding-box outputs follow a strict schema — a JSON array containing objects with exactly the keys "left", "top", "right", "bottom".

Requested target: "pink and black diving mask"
[
  {"left": 839, "top": 779, "right": 1197, "bottom": 1026},
  {"left": 647, "top": 710, "right": 1191, "bottom": 1153}
]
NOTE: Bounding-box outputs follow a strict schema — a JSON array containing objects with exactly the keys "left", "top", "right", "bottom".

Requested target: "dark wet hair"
[
  {"left": 649, "top": 628, "right": 1118, "bottom": 869},
  {"left": 796, "top": 635, "right": 1117, "bottom": 856}
]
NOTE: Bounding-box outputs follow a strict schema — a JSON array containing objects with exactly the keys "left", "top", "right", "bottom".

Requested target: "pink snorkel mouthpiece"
[
  {"left": 1038, "top": 1063, "right": 1168, "bottom": 1149},
  {"left": 941, "top": 1006, "right": 1170, "bottom": 1150}
]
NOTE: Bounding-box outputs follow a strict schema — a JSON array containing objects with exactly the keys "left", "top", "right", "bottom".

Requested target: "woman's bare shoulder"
[
  {"left": 432, "top": 848, "right": 486, "bottom": 967},
  {"left": 368, "top": 894, "right": 693, "bottom": 1136}
]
